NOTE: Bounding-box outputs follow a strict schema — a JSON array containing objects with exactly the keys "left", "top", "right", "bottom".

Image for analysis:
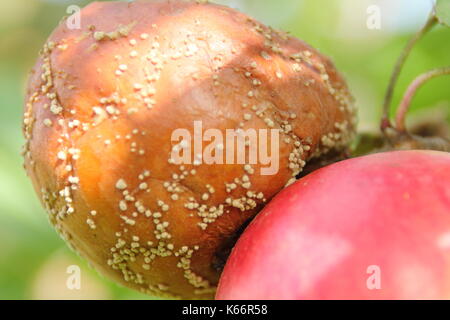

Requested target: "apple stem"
[
  {"left": 381, "top": 14, "right": 437, "bottom": 133},
  {"left": 395, "top": 67, "right": 450, "bottom": 133}
]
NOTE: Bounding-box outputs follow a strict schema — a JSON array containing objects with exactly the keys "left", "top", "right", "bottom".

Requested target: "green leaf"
[{"left": 436, "top": 0, "right": 450, "bottom": 27}]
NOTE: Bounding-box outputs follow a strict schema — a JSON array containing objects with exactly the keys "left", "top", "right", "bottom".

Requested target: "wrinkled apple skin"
[{"left": 216, "top": 150, "right": 450, "bottom": 300}]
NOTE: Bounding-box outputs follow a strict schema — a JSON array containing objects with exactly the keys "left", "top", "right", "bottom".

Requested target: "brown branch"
[
  {"left": 381, "top": 14, "right": 437, "bottom": 132},
  {"left": 395, "top": 66, "right": 450, "bottom": 132}
]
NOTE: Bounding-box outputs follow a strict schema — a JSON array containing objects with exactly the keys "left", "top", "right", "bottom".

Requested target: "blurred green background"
[{"left": 0, "top": 0, "right": 448, "bottom": 299}]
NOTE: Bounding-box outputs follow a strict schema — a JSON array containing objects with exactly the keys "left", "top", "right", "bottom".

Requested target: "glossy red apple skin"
[{"left": 216, "top": 150, "right": 450, "bottom": 300}]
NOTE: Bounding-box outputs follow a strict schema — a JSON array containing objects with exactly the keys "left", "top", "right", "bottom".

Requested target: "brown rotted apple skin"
[{"left": 22, "top": 0, "right": 356, "bottom": 299}]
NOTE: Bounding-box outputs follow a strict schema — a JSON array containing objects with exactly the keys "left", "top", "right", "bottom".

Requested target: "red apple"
[{"left": 216, "top": 150, "right": 450, "bottom": 299}]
